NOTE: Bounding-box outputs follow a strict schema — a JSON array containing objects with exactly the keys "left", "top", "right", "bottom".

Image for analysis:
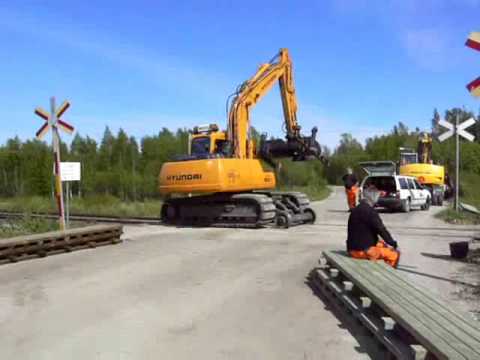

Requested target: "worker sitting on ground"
[
  {"left": 346, "top": 186, "right": 400, "bottom": 268},
  {"left": 342, "top": 167, "right": 358, "bottom": 211}
]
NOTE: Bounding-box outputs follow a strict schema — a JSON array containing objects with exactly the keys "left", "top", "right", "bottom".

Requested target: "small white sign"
[{"left": 59, "top": 162, "right": 81, "bottom": 181}]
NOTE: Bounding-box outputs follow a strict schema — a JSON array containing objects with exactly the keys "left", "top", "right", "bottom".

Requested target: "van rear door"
[{"left": 359, "top": 161, "right": 397, "bottom": 176}]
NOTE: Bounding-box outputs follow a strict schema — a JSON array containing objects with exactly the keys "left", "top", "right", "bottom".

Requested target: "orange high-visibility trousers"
[
  {"left": 345, "top": 185, "right": 358, "bottom": 209},
  {"left": 349, "top": 240, "right": 400, "bottom": 268}
]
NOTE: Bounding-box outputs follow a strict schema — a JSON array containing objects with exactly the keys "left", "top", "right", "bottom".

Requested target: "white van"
[{"left": 359, "top": 161, "right": 432, "bottom": 212}]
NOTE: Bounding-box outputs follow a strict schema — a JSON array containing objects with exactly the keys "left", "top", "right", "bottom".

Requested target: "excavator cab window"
[
  {"left": 191, "top": 137, "right": 210, "bottom": 155},
  {"left": 214, "top": 140, "right": 231, "bottom": 157}
]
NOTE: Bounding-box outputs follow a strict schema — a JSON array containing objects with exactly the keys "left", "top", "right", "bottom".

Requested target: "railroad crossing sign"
[
  {"left": 438, "top": 117, "right": 476, "bottom": 142},
  {"left": 466, "top": 32, "right": 480, "bottom": 97},
  {"left": 35, "top": 100, "right": 74, "bottom": 139},
  {"left": 34, "top": 97, "right": 75, "bottom": 230},
  {"left": 438, "top": 114, "right": 476, "bottom": 212}
]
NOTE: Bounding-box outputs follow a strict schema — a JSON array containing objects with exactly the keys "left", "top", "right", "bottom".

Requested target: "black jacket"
[
  {"left": 342, "top": 174, "right": 358, "bottom": 190},
  {"left": 346, "top": 200, "right": 397, "bottom": 251}
]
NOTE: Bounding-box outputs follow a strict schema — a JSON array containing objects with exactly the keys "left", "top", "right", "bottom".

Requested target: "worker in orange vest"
[
  {"left": 346, "top": 186, "right": 400, "bottom": 268},
  {"left": 342, "top": 168, "right": 358, "bottom": 211}
]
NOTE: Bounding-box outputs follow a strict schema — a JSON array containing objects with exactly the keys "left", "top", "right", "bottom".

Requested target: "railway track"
[{"left": 0, "top": 211, "right": 161, "bottom": 225}]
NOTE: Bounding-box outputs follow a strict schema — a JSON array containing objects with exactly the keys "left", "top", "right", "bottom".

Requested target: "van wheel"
[{"left": 402, "top": 199, "right": 411, "bottom": 213}]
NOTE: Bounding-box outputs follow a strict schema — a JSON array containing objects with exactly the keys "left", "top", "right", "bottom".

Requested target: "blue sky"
[{"left": 1, "top": 0, "right": 480, "bottom": 150}]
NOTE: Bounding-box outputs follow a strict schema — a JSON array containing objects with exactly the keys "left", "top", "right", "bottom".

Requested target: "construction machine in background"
[
  {"left": 158, "top": 48, "right": 325, "bottom": 228},
  {"left": 399, "top": 132, "right": 449, "bottom": 205}
]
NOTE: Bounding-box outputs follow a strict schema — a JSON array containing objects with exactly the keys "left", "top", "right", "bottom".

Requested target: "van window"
[
  {"left": 399, "top": 178, "right": 409, "bottom": 190},
  {"left": 407, "top": 178, "right": 416, "bottom": 189},
  {"left": 414, "top": 179, "right": 423, "bottom": 189}
]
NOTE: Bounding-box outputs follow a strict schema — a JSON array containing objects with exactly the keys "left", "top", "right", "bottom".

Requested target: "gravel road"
[{"left": 1, "top": 187, "right": 478, "bottom": 359}]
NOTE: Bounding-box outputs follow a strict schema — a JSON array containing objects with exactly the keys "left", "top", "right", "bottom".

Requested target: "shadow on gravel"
[
  {"left": 421, "top": 252, "right": 462, "bottom": 262},
  {"left": 305, "top": 269, "right": 383, "bottom": 359},
  {"left": 397, "top": 267, "right": 479, "bottom": 288}
]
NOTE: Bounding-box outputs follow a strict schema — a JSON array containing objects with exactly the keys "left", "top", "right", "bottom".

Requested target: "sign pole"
[
  {"left": 455, "top": 113, "right": 460, "bottom": 212},
  {"left": 65, "top": 181, "right": 70, "bottom": 228},
  {"left": 51, "top": 97, "right": 66, "bottom": 230}
]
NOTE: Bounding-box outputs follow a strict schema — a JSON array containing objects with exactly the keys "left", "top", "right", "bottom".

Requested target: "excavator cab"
[{"left": 189, "top": 124, "right": 230, "bottom": 158}]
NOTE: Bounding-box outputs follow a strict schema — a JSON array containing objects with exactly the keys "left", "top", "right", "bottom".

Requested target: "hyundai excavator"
[{"left": 158, "top": 48, "right": 324, "bottom": 228}]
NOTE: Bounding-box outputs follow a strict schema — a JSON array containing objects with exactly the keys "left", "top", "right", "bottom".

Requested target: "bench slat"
[
  {"left": 324, "top": 251, "right": 480, "bottom": 360},
  {"left": 361, "top": 259, "right": 480, "bottom": 342},
  {"left": 356, "top": 260, "right": 480, "bottom": 357},
  {"left": 381, "top": 259, "right": 480, "bottom": 333}
]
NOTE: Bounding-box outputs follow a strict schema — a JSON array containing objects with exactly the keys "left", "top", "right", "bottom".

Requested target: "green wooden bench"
[{"left": 311, "top": 250, "right": 480, "bottom": 360}]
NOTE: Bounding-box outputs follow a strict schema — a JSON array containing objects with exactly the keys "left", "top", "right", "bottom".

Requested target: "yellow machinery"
[
  {"left": 159, "top": 48, "right": 324, "bottom": 227},
  {"left": 399, "top": 133, "right": 446, "bottom": 205}
]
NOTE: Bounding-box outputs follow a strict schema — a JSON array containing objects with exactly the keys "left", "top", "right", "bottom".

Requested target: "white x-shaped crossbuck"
[{"left": 438, "top": 117, "right": 476, "bottom": 142}]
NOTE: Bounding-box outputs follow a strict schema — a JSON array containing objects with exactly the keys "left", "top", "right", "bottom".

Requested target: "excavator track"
[
  {"left": 161, "top": 191, "right": 316, "bottom": 228},
  {"left": 161, "top": 193, "right": 276, "bottom": 228},
  {"left": 262, "top": 191, "right": 316, "bottom": 228}
]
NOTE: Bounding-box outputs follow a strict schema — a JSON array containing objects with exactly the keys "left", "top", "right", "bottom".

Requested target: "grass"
[
  {"left": 435, "top": 208, "right": 480, "bottom": 225},
  {"left": 0, "top": 217, "right": 60, "bottom": 239},
  {"left": 435, "top": 171, "right": 480, "bottom": 225},
  {"left": 0, "top": 186, "right": 330, "bottom": 219},
  {"left": 279, "top": 185, "right": 331, "bottom": 201},
  {"left": 0, "top": 195, "right": 162, "bottom": 218}
]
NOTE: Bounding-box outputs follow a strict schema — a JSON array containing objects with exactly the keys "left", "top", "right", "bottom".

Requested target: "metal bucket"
[{"left": 449, "top": 241, "right": 469, "bottom": 259}]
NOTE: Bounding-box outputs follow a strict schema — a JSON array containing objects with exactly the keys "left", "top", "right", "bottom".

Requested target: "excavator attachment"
[{"left": 259, "top": 126, "right": 325, "bottom": 166}]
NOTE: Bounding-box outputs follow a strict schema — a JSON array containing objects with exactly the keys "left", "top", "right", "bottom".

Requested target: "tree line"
[
  {"left": 0, "top": 127, "right": 189, "bottom": 200},
  {"left": 326, "top": 107, "right": 480, "bottom": 184},
  {"left": 1, "top": 106, "right": 478, "bottom": 201}
]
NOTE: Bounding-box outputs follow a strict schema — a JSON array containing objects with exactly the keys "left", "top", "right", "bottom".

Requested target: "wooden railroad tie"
[{"left": 0, "top": 224, "right": 123, "bottom": 265}]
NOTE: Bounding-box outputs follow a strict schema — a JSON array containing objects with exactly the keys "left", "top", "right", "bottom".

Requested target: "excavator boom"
[{"left": 227, "top": 48, "right": 322, "bottom": 163}]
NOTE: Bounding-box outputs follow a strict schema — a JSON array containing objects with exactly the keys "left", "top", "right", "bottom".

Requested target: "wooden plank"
[
  {"left": 314, "top": 269, "right": 418, "bottom": 360},
  {"left": 0, "top": 225, "right": 123, "bottom": 264},
  {"left": 329, "top": 254, "right": 475, "bottom": 357},
  {"left": 324, "top": 251, "right": 474, "bottom": 360},
  {"left": 328, "top": 251, "right": 480, "bottom": 359},
  {"left": 0, "top": 224, "right": 123, "bottom": 245},
  {"left": 379, "top": 259, "right": 480, "bottom": 334},
  {"left": 355, "top": 258, "right": 480, "bottom": 353}
]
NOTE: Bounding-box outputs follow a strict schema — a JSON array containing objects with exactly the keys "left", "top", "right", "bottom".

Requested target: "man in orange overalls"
[
  {"left": 346, "top": 186, "right": 400, "bottom": 268},
  {"left": 342, "top": 168, "right": 358, "bottom": 211}
]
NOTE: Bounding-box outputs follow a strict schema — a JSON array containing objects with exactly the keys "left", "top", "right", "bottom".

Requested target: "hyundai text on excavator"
[{"left": 158, "top": 48, "right": 324, "bottom": 228}]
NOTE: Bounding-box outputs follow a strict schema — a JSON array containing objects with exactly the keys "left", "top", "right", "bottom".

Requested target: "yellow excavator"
[
  {"left": 158, "top": 48, "right": 324, "bottom": 228},
  {"left": 399, "top": 132, "right": 447, "bottom": 205}
]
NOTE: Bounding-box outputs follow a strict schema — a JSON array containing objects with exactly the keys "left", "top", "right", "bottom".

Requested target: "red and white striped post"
[{"left": 35, "top": 97, "right": 74, "bottom": 231}]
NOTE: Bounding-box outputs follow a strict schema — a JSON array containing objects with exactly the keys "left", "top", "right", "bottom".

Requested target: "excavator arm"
[{"left": 227, "top": 48, "right": 323, "bottom": 163}]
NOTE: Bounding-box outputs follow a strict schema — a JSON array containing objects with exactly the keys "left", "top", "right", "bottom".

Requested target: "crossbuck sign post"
[
  {"left": 438, "top": 114, "right": 476, "bottom": 211},
  {"left": 35, "top": 97, "right": 74, "bottom": 230}
]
